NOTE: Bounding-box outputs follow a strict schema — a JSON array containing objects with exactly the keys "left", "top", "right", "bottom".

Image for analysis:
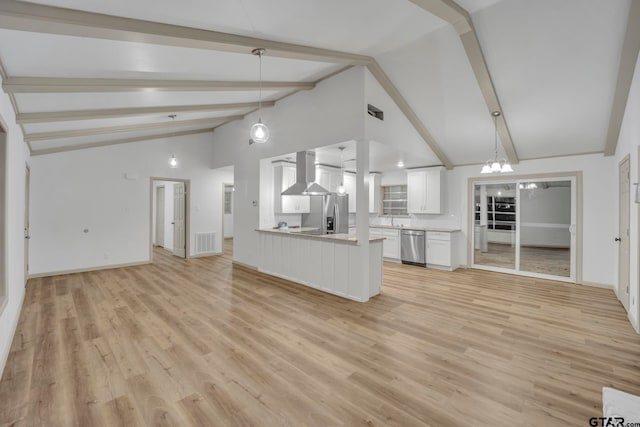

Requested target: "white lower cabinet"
[
  {"left": 382, "top": 229, "right": 400, "bottom": 259},
  {"left": 426, "top": 231, "right": 458, "bottom": 270}
]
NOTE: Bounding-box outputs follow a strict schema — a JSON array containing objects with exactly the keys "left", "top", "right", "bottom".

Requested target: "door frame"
[
  {"left": 0, "top": 117, "right": 7, "bottom": 316},
  {"left": 222, "top": 182, "right": 233, "bottom": 242},
  {"left": 24, "top": 163, "right": 30, "bottom": 284},
  {"left": 154, "top": 185, "right": 165, "bottom": 247},
  {"left": 149, "top": 177, "right": 190, "bottom": 262},
  {"left": 618, "top": 154, "right": 631, "bottom": 310},
  {"left": 467, "top": 171, "right": 583, "bottom": 284}
]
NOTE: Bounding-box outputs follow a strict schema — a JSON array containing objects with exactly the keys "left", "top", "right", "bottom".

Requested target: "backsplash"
[{"left": 369, "top": 213, "right": 459, "bottom": 229}]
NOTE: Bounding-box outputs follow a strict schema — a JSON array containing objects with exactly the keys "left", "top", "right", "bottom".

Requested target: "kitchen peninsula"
[{"left": 256, "top": 228, "right": 384, "bottom": 302}]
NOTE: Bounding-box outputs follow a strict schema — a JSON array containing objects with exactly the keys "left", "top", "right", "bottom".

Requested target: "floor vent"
[{"left": 195, "top": 232, "right": 215, "bottom": 254}]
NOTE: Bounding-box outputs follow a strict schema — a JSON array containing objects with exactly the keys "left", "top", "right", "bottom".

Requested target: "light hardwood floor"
[{"left": 1, "top": 240, "right": 639, "bottom": 426}]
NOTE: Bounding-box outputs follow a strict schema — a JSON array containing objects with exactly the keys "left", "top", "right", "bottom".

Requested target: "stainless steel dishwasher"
[{"left": 400, "top": 229, "right": 426, "bottom": 267}]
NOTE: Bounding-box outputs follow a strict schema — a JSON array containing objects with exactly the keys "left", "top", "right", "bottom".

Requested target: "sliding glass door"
[{"left": 472, "top": 177, "right": 577, "bottom": 282}]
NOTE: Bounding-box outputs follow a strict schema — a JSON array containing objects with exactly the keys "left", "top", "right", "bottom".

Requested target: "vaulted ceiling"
[{"left": 0, "top": 0, "right": 637, "bottom": 166}]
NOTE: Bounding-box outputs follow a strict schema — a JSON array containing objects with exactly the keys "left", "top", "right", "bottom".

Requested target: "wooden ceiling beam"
[
  {"left": 16, "top": 101, "right": 275, "bottom": 124},
  {"left": 3, "top": 77, "right": 313, "bottom": 93},
  {"left": 367, "top": 61, "right": 453, "bottom": 169},
  {"left": 0, "top": 0, "right": 372, "bottom": 65},
  {"left": 604, "top": 0, "right": 640, "bottom": 156},
  {"left": 409, "top": 0, "right": 519, "bottom": 164},
  {"left": 31, "top": 128, "right": 214, "bottom": 156},
  {"left": 25, "top": 115, "right": 242, "bottom": 142}
]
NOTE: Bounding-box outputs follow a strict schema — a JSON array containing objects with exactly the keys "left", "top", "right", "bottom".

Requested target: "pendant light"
[
  {"left": 481, "top": 111, "right": 513, "bottom": 174},
  {"left": 249, "top": 48, "right": 270, "bottom": 144},
  {"left": 337, "top": 146, "right": 346, "bottom": 195},
  {"left": 168, "top": 114, "right": 178, "bottom": 168}
]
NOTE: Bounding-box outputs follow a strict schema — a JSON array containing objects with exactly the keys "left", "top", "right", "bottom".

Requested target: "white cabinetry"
[
  {"left": 316, "top": 166, "right": 342, "bottom": 193},
  {"left": 343, "top": 173, "right": 357, "bottom": 213},
  {"left": 369, "top": 227, "right": 400, "bottom": 260},
  {"left": 273, "top": 164, "right": 310, "bottom": 214},
  {"left": 369, "top": 173, "right": 381, "bottom": 214},
  {"left": 342, "top": 172, "right": 381, "bottom": 214},
  {"left": 426, "top": 231, "right": 458, "bottom": 271},
  {"left": 407, "top": 167, "right": 443, "bottom": 214}
]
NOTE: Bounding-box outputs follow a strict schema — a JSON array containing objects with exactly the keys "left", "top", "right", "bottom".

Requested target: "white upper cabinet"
[
  {"left": 406, "top": 167, "right": 443, "bottom": 214},
  {"left": 273, "top": 164, "right": 310, "bottom": 214},
  {"left": 369, "top": 173, "right": 381, "bottom": 214},
  {"left": 316, "top": 166, "right": 342, "bottom": 193},
  {"left": 343, "top": 173, "right": 357, "bottom": 213}
]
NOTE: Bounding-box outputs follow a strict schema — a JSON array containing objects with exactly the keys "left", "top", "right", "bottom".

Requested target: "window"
[
  {"left": 224, "top": 185, "right": 234, "bottom": 214},
  {"left": 382, "top": 185, "right": 407, "bottom": 216}
]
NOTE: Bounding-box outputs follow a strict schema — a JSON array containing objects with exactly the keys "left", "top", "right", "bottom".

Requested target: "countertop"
[
  {"left": 349, "top": 225, "right": 462, "bottom": 232},
  {"left": 257, "top": 228, "right": 385, "bottom": 244}
]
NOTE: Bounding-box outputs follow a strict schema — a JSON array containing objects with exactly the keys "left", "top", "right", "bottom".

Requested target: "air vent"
[
  {"left": 195, "top": 232, "right": 215, "bottom": 254},
  {"left": 367, "top": 104, "right": 384, "bottom": 121}
]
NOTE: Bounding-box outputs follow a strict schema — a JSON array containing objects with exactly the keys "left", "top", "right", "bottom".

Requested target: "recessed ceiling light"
[{"left": 397, "top": 161, "right": 405, "bottom": 168}]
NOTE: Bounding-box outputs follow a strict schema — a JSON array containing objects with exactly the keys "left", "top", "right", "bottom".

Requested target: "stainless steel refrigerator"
[{"left": 302, "top": 193, "right": 349, "bottom": 235}]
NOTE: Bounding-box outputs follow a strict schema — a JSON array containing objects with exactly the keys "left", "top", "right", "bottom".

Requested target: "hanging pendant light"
[
  {"left": 337, "top": 146, "right": 346, "bottom": 195},
  {"left": 250, "top": 48, "right": 270, "bottom": 144},
  {"left": 481, "top": 111, "right": 513, "bottom": 174},
  {"left": 168, "top": 114, "right": 178, "bottom": 168}
]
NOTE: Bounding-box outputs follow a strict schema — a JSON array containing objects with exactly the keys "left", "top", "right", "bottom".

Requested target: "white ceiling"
[
  {"left": 21, "top": 0, "right": 448, "bottom": 56},
  {"left": 0, "top": 0, "right": 634, "bottom": 163}
]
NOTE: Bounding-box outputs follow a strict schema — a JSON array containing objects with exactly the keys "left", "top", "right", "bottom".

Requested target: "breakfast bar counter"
[{"left": 256, "top": 228, "right": 383, "bottom": 302}]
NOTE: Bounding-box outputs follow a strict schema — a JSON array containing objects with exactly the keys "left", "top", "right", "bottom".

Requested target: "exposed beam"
[
  {"left": 3, "top": 77, "right": 314, "bottom": 93},
  {"left": 31, "top": 128, "right": 214, "bottom": 156},
  {"left": 604, "top": 0, "right": 640, "bottom": 156},
  {"left": 0, "top": 0, "right": 372, "bottom": 65},
  {"left": 409, "top": 0, "right": 519, "bottom": 164},
  {"left": 367, "top": 61, "right": 453, "bottom": 169},
  {"left": 25, "top": 115, "right": 242, "bottom": 142},
  {"left": 16, "top": 101, "right": 276, "bottom": 124}
]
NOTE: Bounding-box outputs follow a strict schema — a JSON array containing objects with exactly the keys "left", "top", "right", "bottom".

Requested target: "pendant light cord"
[
  {"left": 494, "top": 113, "right": 498, "bottom": 162},
  {"left": 258, "top": 51, "right": 263, "bottom": 122}
]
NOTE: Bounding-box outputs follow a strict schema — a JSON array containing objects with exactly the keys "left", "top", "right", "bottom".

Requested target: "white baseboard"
[
  {"left": 232, "top": 260, "right": 258, "bottom": 271},
  {"left": 580, "top": 281, "right": 614, "bottom": 290},
  {"left": 629, "top": 312, "right": 640, "bottom": 334},
  {"left": 28, "top": 260, "right": 151, "bottom": 278},
  {"left": 0, "top": 287, "right": 26, "bottom": 381},
  {"left": 190, "top": 251, "right": 222, "bottom": 259}
]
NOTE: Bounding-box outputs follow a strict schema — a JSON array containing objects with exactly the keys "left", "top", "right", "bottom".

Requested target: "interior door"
[
  {"left": 618, "top": 157, "right": 630, "bottom": 311},
  {"left": 155, "top": 186, "right": 165, "bottom": 247},
  {"left": 24, "top": 165, "right": 30, "bottom": 283},
  {"left": 173, "top": 182, "right": 186, "bottom": 258}
]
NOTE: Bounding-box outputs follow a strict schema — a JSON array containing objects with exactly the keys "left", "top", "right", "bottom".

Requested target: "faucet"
[{"left": 390, "top": 214, "right": 394, "bottom": 227}]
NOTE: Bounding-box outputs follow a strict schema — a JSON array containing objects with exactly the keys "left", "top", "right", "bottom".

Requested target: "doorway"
[
  {"left": 0, "top": 123, "right": 6, "bottom": 314},
  {"left": 222, "top": 183, "right": 234, "bottom": 256},
  {"left": 24, "top": 164, "right": 30, "bottom": 283},
  {"left": 150, "top": 178, "right": 189, "bottom": 261},
  {"left": 618, "top": 155, "right": 630, "bottom": 311},
  {"left": 155, "top": 186, "right": 165, "bottom": 247},
  {"left": 470, "top": 174, "right": 580, "bottom": 283}
]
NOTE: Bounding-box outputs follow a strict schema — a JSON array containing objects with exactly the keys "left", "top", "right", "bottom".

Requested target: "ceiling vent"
[{"left": 367, "top": 104, "right": 384, "bottom": 121}]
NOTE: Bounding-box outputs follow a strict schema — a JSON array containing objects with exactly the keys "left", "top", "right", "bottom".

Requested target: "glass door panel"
[
  {"left": 518, "top": 180, "right": 574, "bottom": 278},
  {"left": 473, "top": 183, "right": 517, "bottom": 270}
]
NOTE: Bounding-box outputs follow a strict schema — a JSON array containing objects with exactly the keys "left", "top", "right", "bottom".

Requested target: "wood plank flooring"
[{"left": 1, "top": 239, "right": 639, "bottom": 426}]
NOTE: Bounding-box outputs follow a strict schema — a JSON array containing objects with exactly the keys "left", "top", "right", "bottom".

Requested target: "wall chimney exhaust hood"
[{"left": 281, "top": 151, "right": 330, "bottom": 196}]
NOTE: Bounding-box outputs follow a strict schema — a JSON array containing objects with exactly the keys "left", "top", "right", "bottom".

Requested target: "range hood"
[{"left": 281, "top": 151, "right": 330, "bottom": 196}]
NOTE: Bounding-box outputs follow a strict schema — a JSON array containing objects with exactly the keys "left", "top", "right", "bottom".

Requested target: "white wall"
[
  {"left": 0, "top": 73, "right": 30, "bottom": 378},
  {"left": 151, "top": 181, "right": 175, "bottom": 251},
  {"left": 614, "top": 51, "right": 640, "bottom": 331},
  {"left": 29, "top": 133, "right": 233, "bottom": 275},
  {"left": 212, "top": 67, "right": 365, "bottom": 268}
]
